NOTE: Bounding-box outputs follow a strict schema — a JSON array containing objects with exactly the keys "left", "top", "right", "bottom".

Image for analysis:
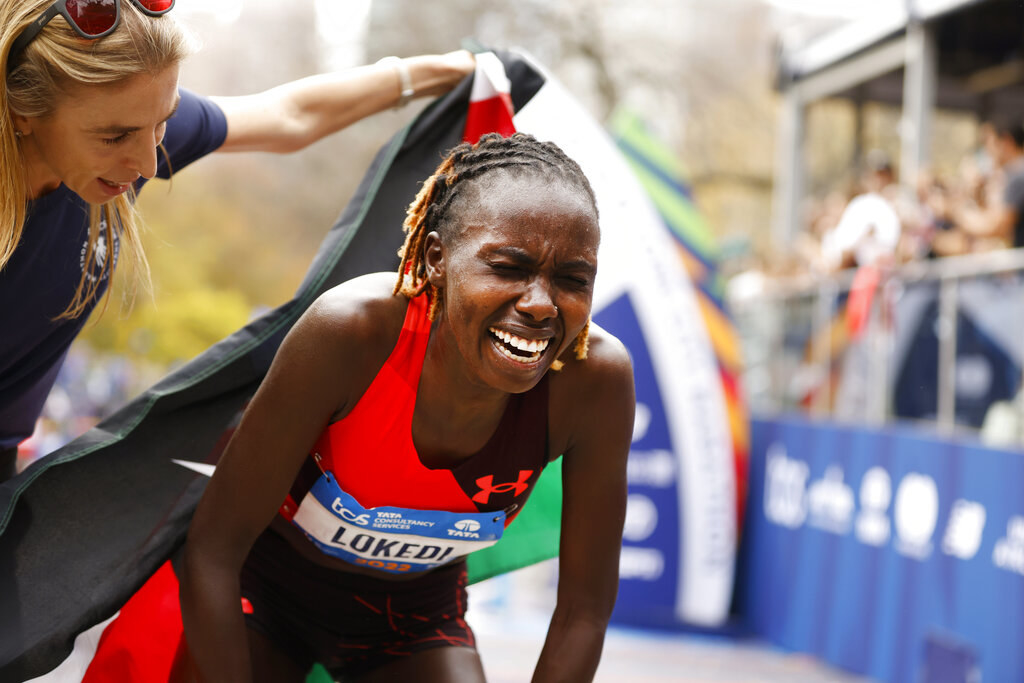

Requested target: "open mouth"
[
  {"left": 488, "top": 327, "right": 550, "bottom": 364},
  {"left": 100, "top": 178, "right": 129, "bottom": 190}
]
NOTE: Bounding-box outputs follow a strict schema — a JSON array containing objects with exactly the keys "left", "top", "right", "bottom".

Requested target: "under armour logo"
[{"left": 472, "top": 470, "right": 533, "bottom": 504}]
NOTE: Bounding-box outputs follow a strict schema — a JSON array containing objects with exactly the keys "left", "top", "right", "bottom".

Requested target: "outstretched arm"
[
  {"left": 213, "top": 50, "right": 475, "bottom": 154},
  {"left": 532, "top": 332, "right": 635, "bottom": 683}
]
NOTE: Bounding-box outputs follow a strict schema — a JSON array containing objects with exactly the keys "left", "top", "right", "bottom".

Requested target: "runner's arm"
[
  {"left": 532, "top": 332, "right": 635, "bottom": 682},
  {"left": 179, "top": 275, "right": 399, "bottom": 682},
  {"left": 212, "top": 51, "right": 474, "bottom": 154}
]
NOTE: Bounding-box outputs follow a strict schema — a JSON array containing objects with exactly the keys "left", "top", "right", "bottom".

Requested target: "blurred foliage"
[{"left": 80, "top": 161, "right": 325, "bottom": 365}]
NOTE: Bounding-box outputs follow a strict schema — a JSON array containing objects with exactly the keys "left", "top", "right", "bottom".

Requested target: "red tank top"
[{"left": 283, "top": 293, "right": 549, "bottom": 522}]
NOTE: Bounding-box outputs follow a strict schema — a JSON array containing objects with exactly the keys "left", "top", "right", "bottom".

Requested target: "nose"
[
  {"left": 516, "top": 277, "right": 558, "bottom": 321},
  {"left": 126, "top": 131, "right": 160, "bottom": 180}
]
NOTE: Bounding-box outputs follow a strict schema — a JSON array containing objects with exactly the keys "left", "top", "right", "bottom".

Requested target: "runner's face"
[
  {"left": 429, "top": 173, "right": 599, "bottom": 393},
  {"left": 18, "top": 64, "right": 181, "bottom": 202}
]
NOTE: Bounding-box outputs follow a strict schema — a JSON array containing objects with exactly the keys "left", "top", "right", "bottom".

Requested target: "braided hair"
[{"left": 394, "top": 132, "right": 597, "bottom": 363}]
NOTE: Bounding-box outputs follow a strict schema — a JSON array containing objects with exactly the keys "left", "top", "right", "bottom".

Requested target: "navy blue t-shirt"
[{"left": 0, "top": 89, "right": 228, "bottom": 449}]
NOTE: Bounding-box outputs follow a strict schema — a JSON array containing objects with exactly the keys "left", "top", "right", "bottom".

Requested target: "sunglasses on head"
[{"left": 8, "top": 0, "right": 175, "bottom": 73}]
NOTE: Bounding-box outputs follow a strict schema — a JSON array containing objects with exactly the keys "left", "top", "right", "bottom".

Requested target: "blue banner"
[
  {"left": 598, "top": 293, "right": 683, "bottom": 627},
  {"left": 739, "top": 417, "right": 1024, "bottom": 683}
]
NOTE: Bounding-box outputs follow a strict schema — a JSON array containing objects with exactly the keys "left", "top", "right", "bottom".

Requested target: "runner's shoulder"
[
  {"left": 558, "top": 322, "right": 632, "bottom": 389},
  {"left": 298, "top": 272, "right": 408, "bottom": 354},
  {"left": 547, "top": 323, "right": 634, "bottom": 455},
  {"left": 549, "top": 324, "right": 633, "bottom": 413}
]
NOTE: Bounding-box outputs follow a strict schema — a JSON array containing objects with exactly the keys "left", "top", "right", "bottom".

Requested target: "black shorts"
[{"left": 240, "top": 526, "right": 476, "bottom": 679}]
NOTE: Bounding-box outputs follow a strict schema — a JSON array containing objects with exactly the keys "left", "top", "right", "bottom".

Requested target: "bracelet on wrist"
[{"left": 376, "top": 56, "right": 414, "bottom": 109}]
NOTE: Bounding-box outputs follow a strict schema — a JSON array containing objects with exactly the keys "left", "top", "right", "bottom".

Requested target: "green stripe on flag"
[
  {"left": 307, "top": 664, "right": 332, "bottom": 683},
  {"left": 467, "top": 457, "right": 563, "bottom": 584}
]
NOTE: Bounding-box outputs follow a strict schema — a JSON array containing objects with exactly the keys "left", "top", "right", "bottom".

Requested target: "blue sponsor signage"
[
  {"left": 597, "top": 293, "right": 682, "bottom": 626},
  {"left": 739, "top": 417, "right": 1024, "bottom": 682}
]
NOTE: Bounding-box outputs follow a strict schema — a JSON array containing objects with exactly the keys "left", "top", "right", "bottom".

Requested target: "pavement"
[{"left": 466, "top": 564, "right": 876, "bottom": 683}]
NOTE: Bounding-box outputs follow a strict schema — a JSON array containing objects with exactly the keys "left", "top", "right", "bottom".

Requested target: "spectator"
[
  {"left": 796, "top": 189, "right": 851, "bottom": 273},
  {"left": 911, "top": 170, "right": 970, "bottom": 259},
  {"left": 955, "top": 118, "right": 1024, "bottom": 249},
  {"left": 820, "top": 151, "right": 902, "bottom": 271}
]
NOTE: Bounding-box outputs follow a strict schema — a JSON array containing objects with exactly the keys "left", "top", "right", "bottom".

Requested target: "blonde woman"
[{"left": 0, "top": 0, "right": 474, "bottom": 481}]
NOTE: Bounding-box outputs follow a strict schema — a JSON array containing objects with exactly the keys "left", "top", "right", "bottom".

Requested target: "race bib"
[{"left": 291, "top": 472, "right": 505, "bottom": 573}]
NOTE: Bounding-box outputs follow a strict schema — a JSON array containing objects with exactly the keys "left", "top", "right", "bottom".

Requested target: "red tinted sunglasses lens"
[
  {"left": 137, "top": 0, "right": 174, "bottom": 12},
  {"left": 65, "top": 0, "right": 118, "bottom": 36}
]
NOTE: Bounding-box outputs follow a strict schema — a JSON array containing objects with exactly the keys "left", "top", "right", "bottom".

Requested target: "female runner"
[{"left": 181, "top": 132, "right": 636, "bottom": 683}]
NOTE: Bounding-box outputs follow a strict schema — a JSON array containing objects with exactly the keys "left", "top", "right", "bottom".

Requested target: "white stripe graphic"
[{"left": 171, "top": 459, "right": 216, "bottom": 477}]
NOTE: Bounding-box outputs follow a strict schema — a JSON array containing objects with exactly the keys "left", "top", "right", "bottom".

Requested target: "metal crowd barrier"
[{"left": 727, "top": 247, "right": 1024, "bottom": 443}]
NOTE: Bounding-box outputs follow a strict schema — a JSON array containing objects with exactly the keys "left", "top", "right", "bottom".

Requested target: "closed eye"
[
  {"left": 102, "top": 132, "right": 131, "bottom": 146},
  {"left": 557, "top": 269, "right": 593, "bottom": 288},
  {"left": 490, "top": 262, "right": 527, "bottom": 275}
]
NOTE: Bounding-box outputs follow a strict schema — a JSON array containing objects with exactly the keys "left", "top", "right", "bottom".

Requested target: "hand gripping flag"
[{"left": 0, "top": 49, "right": 547, "bottom": 683}]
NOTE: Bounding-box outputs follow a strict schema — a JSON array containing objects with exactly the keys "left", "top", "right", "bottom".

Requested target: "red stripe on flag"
[
  {"left": 463, "top": 94, "right": 515, "bottom": 143},
  {"left": 81, "top": 561, "right": 184, "bottom": 683}
]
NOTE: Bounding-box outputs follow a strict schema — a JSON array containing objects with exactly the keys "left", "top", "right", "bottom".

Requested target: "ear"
[
  {"left": 12, "top": 114, "right": 32, "bottom": 137},
  {"left": 423, "top": 231, "right": 446, "bottom": 287}
]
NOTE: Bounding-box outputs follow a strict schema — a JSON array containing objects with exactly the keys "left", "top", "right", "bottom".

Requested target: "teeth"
[
  {"left": 488, "top": 327, "right": 550, "bottom": 361},
  {"left": 494, "top": 342, "right": 541, "bottom": 364}
]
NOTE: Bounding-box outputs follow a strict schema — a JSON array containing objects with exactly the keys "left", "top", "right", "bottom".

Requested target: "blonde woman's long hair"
[{"left": 1, "top": 0, "right": 193, "bottom": 319}]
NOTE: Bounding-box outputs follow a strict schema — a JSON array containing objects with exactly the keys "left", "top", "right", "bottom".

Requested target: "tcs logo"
[
  {"left": 472, "top": 470, "right": 533, "bottom": 504},
  {"left": 331, "top": 497, "right": 370, "bottom": 526}
]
